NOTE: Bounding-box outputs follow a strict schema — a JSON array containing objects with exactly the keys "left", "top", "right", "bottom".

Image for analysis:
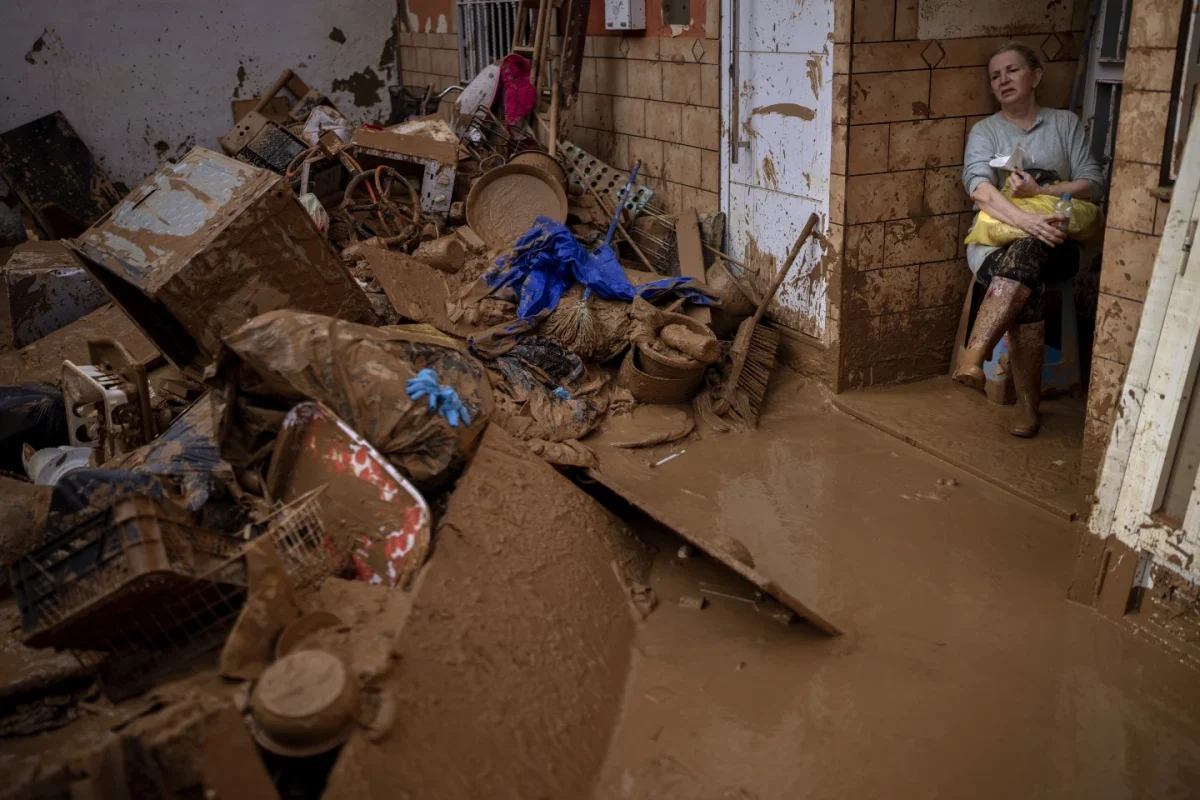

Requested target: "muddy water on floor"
[{"left": 593, "top": 374, "right": 1200, "bottom": 799}]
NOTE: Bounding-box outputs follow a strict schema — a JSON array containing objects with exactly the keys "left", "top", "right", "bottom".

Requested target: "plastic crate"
[{"left": 10, "top": 496, "right": 247, "bottom": 650}]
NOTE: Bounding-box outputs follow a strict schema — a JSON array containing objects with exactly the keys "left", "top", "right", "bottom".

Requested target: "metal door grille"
[{"left": 457, "top": 0, "right": 520, "bottom": 82}]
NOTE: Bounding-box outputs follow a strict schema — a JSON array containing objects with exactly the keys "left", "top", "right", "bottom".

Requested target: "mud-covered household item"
[
  {"left": 348, "top": 123, "right": 458, "bottom": 216},
  {"left": 660, "top": 323, "right": 720, "bottom": 363},
  {"left": 467, "top": 163, "right": 568, "bottom": 251},
  {"left": 0, "top": 112, "right": 121, "bottom": 238},
  {"left": 560, "top": 141, "right": 654, "bottom": 218},
  {"left": 62, "top": 338, "right": 156, "bottom": 464},
  {"left": 219, "top": 537, "right": 302, "bottom": 681},
  {"left": 219, "top": 70, "right": 323, "bottom": 175},
  {"left": 542, "top": 284, "right": 631, "bottom": 361},
  {"left": 248, "top": 650, "right": 362, "bottom": 757},
  {"left": 0, "top": 241, "right": 107, "bottom": 350},
  {"left": 211, "top": 310, "right": 491, "bottom": 489},
  {"left": 675, "top": 209, "right": 712, "bottom": 326},
  {"left": 0, "top": 383, "right": 67, "bottom": 474},
  {"left": 0, "top": 477, "right": 52, "bottom": 578},
  {"left": 413, "top": 235, "right": 466, "bottom": 272},
  {"left": 70, "top": 149, "right": 372, "bottom": 380},
  {"left": 266, "top": 404, "right": 433, "bottom": 589},
  {"left": 22, "top": 445, "right": 92, "bottom": 486},
  {"left": 509, "top": 150, "right": 567, "bottom": 186},
  {"left": 362, "top": 247, "right": 475, "bottom": 337},
  {"left": 10, "top": 495, "right": 247, "bottom": 650},
  {"left": 714, "top": 213, "right": 819, "bottom": 426},
  {"left": 618, "top": 348, "right": 703, "bottom": 405},
  {"left": 275, "top": 611, "right": 344, "bottom": 659}
]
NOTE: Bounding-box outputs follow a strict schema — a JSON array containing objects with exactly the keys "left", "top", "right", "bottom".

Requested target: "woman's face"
[{"left": 988, "top": 50, "right": 1041, "bottom": 106}]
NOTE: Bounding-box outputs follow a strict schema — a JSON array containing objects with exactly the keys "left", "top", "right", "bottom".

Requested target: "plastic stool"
[{"left": 985, "top": 278, "right": 1081, "bottom": 398}]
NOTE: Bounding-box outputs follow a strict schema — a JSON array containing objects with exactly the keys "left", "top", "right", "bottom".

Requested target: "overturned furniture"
[
  {"left": 69, "top": 148, "right": 372, "bottom": 379},
  {"left": 0, "top": 241, "right": 108, "bottom": 350}
]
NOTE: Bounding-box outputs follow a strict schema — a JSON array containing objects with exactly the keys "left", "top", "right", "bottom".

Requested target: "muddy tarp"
[
  {"left": 0, "top": 384, "right": 67, "bottom": 475},
  {"left": 208, "top": 311, "right": 492, "bottom": 488},
  {"left": 109, "top": 397, "right": 241, "bottom": 530}
]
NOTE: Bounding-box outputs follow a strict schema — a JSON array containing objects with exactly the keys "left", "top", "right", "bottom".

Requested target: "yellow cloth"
[{"left": 965, "top": 194, "right": 1104, "bottom": 247}]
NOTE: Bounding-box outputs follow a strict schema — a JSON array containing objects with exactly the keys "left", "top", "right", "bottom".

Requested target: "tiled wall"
[
  {"left": 837, "top": 1, "right": 1083, "bottom": 390},
  {"left": 568, "top": 15, "right": 722, "bottom": 215},
  {"left": 1080, "top": 0, "right": 1182, "bottom": 485},
  {"left": 398, "top": 29, "right": 462, "bottom": 118}
]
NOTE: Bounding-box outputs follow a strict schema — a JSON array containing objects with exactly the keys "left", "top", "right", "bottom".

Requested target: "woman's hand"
[
  {"left": 1016, "top": 211, "right": 1068, "bottom": 246},
  {"left": 1007, "top": 169, "right": 1041, "bottom": 198}
]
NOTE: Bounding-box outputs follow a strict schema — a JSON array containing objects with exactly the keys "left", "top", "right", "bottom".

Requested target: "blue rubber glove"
[{"left": 406, "top": 368, "right": 472, "bottom": 428}]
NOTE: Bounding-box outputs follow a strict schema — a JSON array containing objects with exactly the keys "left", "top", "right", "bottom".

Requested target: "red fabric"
[{"left": 499, "top": 53, "right": 536, "bottom": 123}]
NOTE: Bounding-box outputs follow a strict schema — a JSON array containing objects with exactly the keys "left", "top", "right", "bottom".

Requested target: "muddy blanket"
[{"left": 208, "top": 311, "right": 492, "bottom": 488}]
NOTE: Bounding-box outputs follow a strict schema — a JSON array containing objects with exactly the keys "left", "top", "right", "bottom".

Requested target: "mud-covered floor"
[{"left": 593, "top": 372, "right": 1200, "bottom": 799}]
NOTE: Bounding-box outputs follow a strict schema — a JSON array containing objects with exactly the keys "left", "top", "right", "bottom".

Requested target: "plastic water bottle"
[{"left": 1055, "top": 193, "right": 1073, "bottom": 234}]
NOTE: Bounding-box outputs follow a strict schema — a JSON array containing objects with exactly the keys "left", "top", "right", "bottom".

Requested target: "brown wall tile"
[
  {"left": 1038, "top": 61, "right": 1079, "bottom": 109},
  {"left": 930, "top": 67, "right": 994, "bottom": 118},
  {"left": 645, "top": 101, "right": 682, "bottom": 142},
  {"left": 846, "top": 222, "right": 886, "bottom": 271},
  {"left": 852, "top": 42, "right": 930, "bottom": 73},
  {"left": 663, "top": 62, "right": 703, "bottom": 105},
  {"left": 600, "top": 132, "right": 631, "bottom": 169},
  {"left": 832, "top": 124, "right": 849, "bottom": 175},
  {"left": 595, "top": 58, "right": 629, "bottom": 95},
  {"left": 1128, "top": 0, "right": 1185, "bottom": 48},
  {"left": 853, "top": 0, "right": 896, "bottom": 42},
  {"left": 1093, "top": 293, "right": 1145, "bottom": 365},
  {"left": 613, "top": 96, "right": 647, "bottom": 136},
  {"left": 851, "top": 71, "right": 931, "bottom": 125},
  {"left": 923, "top": 166, "right": 972, "bottom": 214},
  {"left": 845, "top": 265, "right": 920, "bottom": 317},
  {"left": 835, "top": 43, "right": 851, "bottom": 75},
  {"left": 658, "top": 39, "right": 695, "bottom": 64},
  {"left": 628, "top": 136, "right": 666, "bottom": 178},
  {"left": 628, "top": 61, "right": 663, "bottom": 100},
  {"left": 1124, "top": 47, "right": 1179, "bottom": 92},
  {"left": 830, "top": 174, "right": 847, "bottom": 225},
  {"left": 883, "top": 214, "right": 959, "bottom": 266},
  {"left": 1087, "top": 355, "right": 1127, "bottom": 425},
  {"left": 957, "top": 211, "right": 974, "bottom": 258},
  {"left": 848, "top": 123, "right": 890, "bottom": 174},
  {"left": 579, "top": 58, "right": 598, "bottom": 93},
  {"left": 626, "top": 37, "right": 659, "bottom": 61},
  {"left": 683, "top": 105, "right": 719, "bottom": 150},
  {"left": 700, "top": 64, "right": 721, "bottom": 108},
  {"left": 578, "top": 93, "right": 614, "bottom": 130},
  {"left": 700, "top": 149, "right": 719, "bottom": 192},
  {"left": 664, "top": 142, "right": 704, "bottom": 185},
  {"left": 895, "top": 0, "right": 919, "bottom": 39},
  {"left": 1114, "top": 90, "right": 1170, "bottom": 164},
  {"left": 1099, "top": 227, "right": 1161, "bottom": 302},
  {"left": 846, "top": 170, "right": 925, "bottom": 223},
  {"left": 1107, "top": 161, "right": 1162, "bottom": 234},
  {"left": 681, "top": 185, "right": 721, "bottom": 214},
  {"left": 918, "top": 259, "right": 972, "bottom": 308},
  {"left": 889, "top": 118, "right": 966, "bottom": 170}
]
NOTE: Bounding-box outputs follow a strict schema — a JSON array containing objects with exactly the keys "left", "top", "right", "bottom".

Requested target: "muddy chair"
[{"left": 951, "top": 278, "right": 1082, "bottom": 404}]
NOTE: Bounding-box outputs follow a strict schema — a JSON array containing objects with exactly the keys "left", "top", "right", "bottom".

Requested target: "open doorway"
[{"left": 827, "top": 0, "right": 1152, "bottom": 521}]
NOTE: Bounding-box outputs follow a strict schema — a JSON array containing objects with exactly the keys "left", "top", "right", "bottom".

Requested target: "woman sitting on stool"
[{"left": 956, "top": 42, "right": 1106, "bottom": 437}]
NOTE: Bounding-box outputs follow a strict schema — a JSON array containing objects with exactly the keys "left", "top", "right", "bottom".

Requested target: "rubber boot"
[
  {"left": 1006, "top": 320, "right": 1045, "bottom": 437},
  {"left": 953, "top": 277, "right": 1032, "bottom": 391}
]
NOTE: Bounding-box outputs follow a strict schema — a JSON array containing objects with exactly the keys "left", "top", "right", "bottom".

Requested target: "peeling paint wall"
[{"left": 1, "top": 0, "right": 398, "bottom": 189}]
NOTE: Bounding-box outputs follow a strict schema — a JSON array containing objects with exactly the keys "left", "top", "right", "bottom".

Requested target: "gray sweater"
[{"left": 961, "top": 108, "right": 1107, "bottom": 273}]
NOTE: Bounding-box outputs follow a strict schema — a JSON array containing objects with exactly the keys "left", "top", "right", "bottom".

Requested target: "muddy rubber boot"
[
  {"left": 1006, "top": 320, "right": 1045, "bottom": 438},
  {"left": 953, "top": 277, "right": 1032, "bottom": 391}
]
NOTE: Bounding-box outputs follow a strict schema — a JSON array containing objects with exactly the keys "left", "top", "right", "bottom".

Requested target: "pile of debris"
[{"left": 0, "top": 36, "right": 816, "bottom": 800}]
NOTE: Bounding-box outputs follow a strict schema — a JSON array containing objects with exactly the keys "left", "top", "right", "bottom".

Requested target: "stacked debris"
[{"left": 0, "top": 35, "right": 821, "bottom": 799}]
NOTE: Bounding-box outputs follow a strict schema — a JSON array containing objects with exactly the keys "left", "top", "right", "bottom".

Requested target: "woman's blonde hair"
[{"left": 989, "top": 41, "right": 1044, "bottom": 74}]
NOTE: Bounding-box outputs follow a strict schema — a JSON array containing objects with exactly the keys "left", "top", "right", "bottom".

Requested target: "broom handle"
[
  {"left": 722, "top": 213, "right": 819, "bottom": 402},
  {"left": 604, "top": 162, "right": 640, "bottom": 248}
]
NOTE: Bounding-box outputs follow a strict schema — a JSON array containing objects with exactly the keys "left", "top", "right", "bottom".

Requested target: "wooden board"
[{"left": 676, "top": 208, "right": 711, "bottom": 326}]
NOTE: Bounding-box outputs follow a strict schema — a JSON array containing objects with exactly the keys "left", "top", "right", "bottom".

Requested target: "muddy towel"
[{"left": 208, "top": 311, "right": 492, "bottom": 488}]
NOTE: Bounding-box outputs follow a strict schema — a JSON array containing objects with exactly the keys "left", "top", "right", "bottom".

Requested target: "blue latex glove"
[{"left": 406, "top": 368, "right": 472, "bottom": 428}]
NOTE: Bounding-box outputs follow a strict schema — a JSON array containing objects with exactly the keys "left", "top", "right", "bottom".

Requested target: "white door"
[
  {"left": 720, "top": 0, "right": 834, "bottom": 340},
  {"left": 1091, "top": 109, "right": 1200, "bottom": 586}
]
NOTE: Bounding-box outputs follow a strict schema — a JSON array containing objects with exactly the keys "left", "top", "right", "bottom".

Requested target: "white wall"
[{"left": 1, "top": 0, "right": 398, "bottom": 190}]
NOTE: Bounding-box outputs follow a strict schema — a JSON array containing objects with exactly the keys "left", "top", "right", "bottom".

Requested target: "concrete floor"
[{"left": 591, "top": 372, "right": 1200, "bottom": 799}]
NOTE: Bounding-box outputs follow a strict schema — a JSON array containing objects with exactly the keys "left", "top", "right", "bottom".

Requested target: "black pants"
[{"left": 977, "top": 237, "right": 1079, "bottom": 324}]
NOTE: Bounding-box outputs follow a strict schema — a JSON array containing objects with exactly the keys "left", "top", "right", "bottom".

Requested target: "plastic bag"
[
  {"left": 207, "top": 311, "right": 492, "bottom": 489},
  {"left": 301, "top": 105, "right": 353, "bottom": 147},
  {"left": 965, "top": 194, "right": 1104, "bottom": 247}
]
